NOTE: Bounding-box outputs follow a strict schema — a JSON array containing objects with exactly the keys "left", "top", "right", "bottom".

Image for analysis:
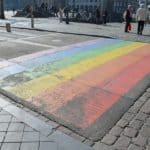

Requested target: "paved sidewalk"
[
  {"left": 94, "top": 87, "right": 150, "bottom": 150},
  {"left": 0, "top": 13, "right": 150, "bottom": 43},
  {"left": 0, "top": 95, "right": 93, "bottom": 150}
]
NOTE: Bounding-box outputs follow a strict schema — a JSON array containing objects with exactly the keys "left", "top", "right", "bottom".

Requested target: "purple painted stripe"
[
  {"left": 20, "top": 39, "right": 118, "bottom": 68},
  {"left": 10, "top": 38, "right": 106, "bottom": 63}
]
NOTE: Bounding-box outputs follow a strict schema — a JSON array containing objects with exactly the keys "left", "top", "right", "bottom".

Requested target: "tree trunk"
[{"left": 0, "top": 0, "right": 5, "bottom": 19}]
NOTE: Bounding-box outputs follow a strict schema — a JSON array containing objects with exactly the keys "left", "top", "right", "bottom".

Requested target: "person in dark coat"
[
  {"left": 102, "top": 9, "right": 108, "bottom": 24},
  {"left": 96, "top": 8, "right": 100, "bottom": 24},
  {"left": 124, "top": 5, "right": 132, "bottom": 32},
  {"left": 64, "top": 7, "right": 69, "bottom": 24}
]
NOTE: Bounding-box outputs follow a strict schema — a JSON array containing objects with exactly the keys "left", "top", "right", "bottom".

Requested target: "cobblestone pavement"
[
  {"left": 0, "top": 95, "right": 93, "bottom": 150},
  {"left": 94, "top": 87, "right": 150, "bottom": 150}
]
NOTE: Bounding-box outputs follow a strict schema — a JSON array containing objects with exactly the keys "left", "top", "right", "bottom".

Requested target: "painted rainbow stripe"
[{"left": 0, "top": 38, "right": 150, "bottom": 130}]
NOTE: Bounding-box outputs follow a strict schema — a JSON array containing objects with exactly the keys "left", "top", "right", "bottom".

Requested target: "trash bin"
[{"left": 6, "top": 23, "right": 11, "bottom": 32}]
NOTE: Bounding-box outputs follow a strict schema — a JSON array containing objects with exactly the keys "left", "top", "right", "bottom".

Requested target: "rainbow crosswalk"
[{"left": 0, "top": 38, "right": 150, "bottom": 139}]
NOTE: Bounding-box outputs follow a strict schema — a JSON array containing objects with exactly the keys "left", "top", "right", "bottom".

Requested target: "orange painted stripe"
[{"left": 31, "top": 44, "right": 150, "bottom": 113}]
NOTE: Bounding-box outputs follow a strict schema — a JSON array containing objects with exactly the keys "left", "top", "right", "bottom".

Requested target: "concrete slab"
[
  {"left": 0, "top": 41, "right": 50, "bottom": 59},
  {"left": 3, "top": 104, "right": 53, "bottom": 136}
]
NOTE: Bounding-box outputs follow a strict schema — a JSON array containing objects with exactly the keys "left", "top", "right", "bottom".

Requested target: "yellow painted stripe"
[{"left": 7, "top": 42, "right": 146, "bottom": 99}]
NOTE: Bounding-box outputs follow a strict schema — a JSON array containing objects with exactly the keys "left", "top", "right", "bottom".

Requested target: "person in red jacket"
[{"left": 124, "top": 5, "right": 132, "bottom": 33}]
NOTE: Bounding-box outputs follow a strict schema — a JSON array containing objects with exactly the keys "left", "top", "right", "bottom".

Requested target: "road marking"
[
  {"left": 5, "top": 42, "right": 145, "bottom": 99},
  {"left": 12, "top": 40, "right": 57, "bottom": 48}
]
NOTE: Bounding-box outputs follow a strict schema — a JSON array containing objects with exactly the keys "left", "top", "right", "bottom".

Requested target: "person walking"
[
  {"left": 136, "top": 4, "right": 148, "bottom": 35},
  {"left": 102, "top": 9, "right": 108, "bottom": 25},
  {"left": 58, "top": 8, "right": 63, "bottom": 23},
  {"left": 124, "top": 5, "right": 132, "bottom": 33},
  {"left": 96, "top": 8, "right": 100, "bottom": 24},
  {"left": 64, "top": 7, "right": 69, "bottom": 24}
]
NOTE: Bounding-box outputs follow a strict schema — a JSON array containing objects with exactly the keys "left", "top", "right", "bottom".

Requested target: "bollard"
[
  {"left": 6, "top": 23, "right": 11, "bottom": 32},
  {"left": 31, "top": 15, "right": 34, "bottom": 28}
]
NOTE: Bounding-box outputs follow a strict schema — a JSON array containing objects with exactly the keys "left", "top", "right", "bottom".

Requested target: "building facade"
[
  {"left": 68, "top": 0, "right": 105, "bottom": 12},
  {"left": 4, "top": 0, "right": 66, "bottom": 10},
  {"left": 112, "top": 0, "right": 139, "bottom": 22}
]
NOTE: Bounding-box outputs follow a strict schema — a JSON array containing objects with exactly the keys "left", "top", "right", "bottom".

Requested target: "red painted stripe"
[
  {"left": 31, "top": 45, "right": 150, "bottom": 113},
  {"left": 54, "top": 55, "right": 150, "bottom": 128}
]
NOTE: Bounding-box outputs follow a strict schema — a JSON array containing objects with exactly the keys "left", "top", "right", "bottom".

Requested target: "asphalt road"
[{"left": 0, "top": 27, "right": 96, "bottom": 59}]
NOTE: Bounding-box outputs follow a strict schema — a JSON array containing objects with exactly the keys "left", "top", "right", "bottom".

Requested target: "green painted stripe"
[{"left": 0, "top": 41, "right": 131, "bottom": 89}]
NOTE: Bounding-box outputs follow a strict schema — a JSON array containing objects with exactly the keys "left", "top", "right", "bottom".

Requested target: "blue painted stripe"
[
  {"left": 0, "top": 39, "right": 130, "bottom": 79},
  {"left": 0, "top": 64, "right": 26, "bottom": 79},
  {"left": 20, "top": 39, "right": 123, "bottom": 68}
]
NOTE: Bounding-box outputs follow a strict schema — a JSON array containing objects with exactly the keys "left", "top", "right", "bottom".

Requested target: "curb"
[{"left": 0, "top": 25, "right": 114, "bottom": 39}]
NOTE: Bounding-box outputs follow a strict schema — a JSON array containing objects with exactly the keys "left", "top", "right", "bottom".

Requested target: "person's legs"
[
  {"left": 137, "top": 21, "right": 141, "bottom": 34},
  {"left": 125, "top": 22, "right": 129, "bottom": 32},
  {"left": 140, "top": 21, "right": 144, "bottom": 34}
]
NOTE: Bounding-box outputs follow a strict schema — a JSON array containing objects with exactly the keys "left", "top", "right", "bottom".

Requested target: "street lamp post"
[{"left": 0, "top": 0, "right": 5, "bottom": 19}]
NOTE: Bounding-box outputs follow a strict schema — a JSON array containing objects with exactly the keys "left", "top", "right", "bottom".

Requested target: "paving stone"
[
  {"left": 0, "top": 132, "right": 6, "bottom": 142},
  {"left": 20, "top": 142, "right": 39, "bottom": 150},
  {"left": 123, "top": 127, "right": 138, "bottom": 138},
  {"left": 0, "top": 110, "right": 10, "bottom": 115},
  {"left": 47, "top": 120, "right": 60, "bottom": 128},
  {"left": 83, "top": 139, "right": 94, "bottom": 146},
  {"left": 128, "top": 106, "right": 140, "bottom": 114},
  {"left": 138, "top": 96, "right": 148, "bottom": 102},
  {"left": 58, "top": 126, "right": 72, "bottom": 135},
  {"left": 128, "top": 144, "right": 143, "bottom": 150},
  {"left": 129, "top": 119, "right": 143, "bottom": 130},
  {"left": 22, "top": 132, "right": 40, "bottom": 142},
  {"left": 93, "top": 142, "right": 113, "bottom": 150},
  {"left": 122, "top": 113, "right": 135, "bottom": 122},
  {"left": 4, "top": 105, "right": 53, "bottom": 136},
  {"left": 40, "top": 134, "right": 52, "bottom": 142},
  {"left": 39, "top": 142, "right": 58, "bottom": 150},
  {"left": 47, "top": 131, "right": 93, "bottom": 150},
  {"left": 101, "top": 134, "right": 117, "bottom": 145},
  {"left": 109, "top": 126, "right": 123, "bottom": 137},
  {"left": 146, "top": 88, "right": 150, "bottom": 92},
  {"left": 38, "top": 115, "right": 49, "bottom": 122},
  {"left": 4, "top": 132, "right": 23, "bottom": 142},
  {"left": 140, "top": 125, "right": 150, "bottom": 137},
  {"left": 141, "top": 100, "right": 150, "bottom": 114},
  {"left": 133, "top": 135, "right": 147, "bottom": 147},
  {"left": 116, "top": 119, "right": 128, "bottom": 128},
  {"left": 0, "top": 123, "right": 9, "bottom": 131},
  {"left": 114, "top": 136, "right": 131, "bottom": 149},
  {"left": 8, "top": 123, "right": 24, "bottom": 131},
  {"left": 24, "top": 125, "right": 35, "bottom": 132},
  {"left": 11, "top": 117, "right": 21, "bottom": 122},
  {"left": 0, "top": 115, "right": 12, "bottom": 122},
  {"left": 1, "top": 143, "right": 20, "bottom": 150},
  {"left": 145, "top": 117, "right": 150, "bottom": 127},
  {"left": 28, "top": 110, "right": 39, "bottom": 116},
  {"left": 70, "top": 133, "right": 85, "bottom": 142},
  {"left": 135, "top": 112, "right": 148, "bottom": 121},
  {"left": 146, "top": 145, "right": 150, "bottom": 150},
  {"left": 0, "top": 98, "right": 11, "bottom": 108},
  {"left": 142, "top": 93, "right": 150, "bottom": 99}
]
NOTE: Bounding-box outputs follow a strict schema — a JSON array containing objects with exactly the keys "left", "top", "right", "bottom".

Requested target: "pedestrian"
[
  {"left": 96, "top": 8, "right": 100, "bottom": 24},
  {"left": 58, "top": 8, "right": 63, "bottom": 23},
  {"left": 64, "top": 7, "right": 69, "bottom": 24},
  {"left": 13, "top": 8, "right": 15, "bottom": 16},
  {"left": 136, "top": 4, "right": 148, "bottom": 35},
  {"left": 102, "top": 9, "right": 108, "bottom": 25},
  {"left": 124, "top": 5, "right": 132, "bottom": 33}
]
